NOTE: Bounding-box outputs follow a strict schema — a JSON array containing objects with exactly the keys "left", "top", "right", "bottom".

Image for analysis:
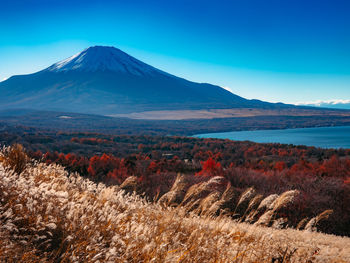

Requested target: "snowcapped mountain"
[
  {"left": 0, "top": 46, "right": 289, "bottom": 115},
  {"left": 45, "top": 46, "right": 169, "bottom": 77}
]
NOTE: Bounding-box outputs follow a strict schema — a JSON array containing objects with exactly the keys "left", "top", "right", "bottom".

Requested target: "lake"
[{"left": 195, "top": 126, "right": 350, "bottom": 149}]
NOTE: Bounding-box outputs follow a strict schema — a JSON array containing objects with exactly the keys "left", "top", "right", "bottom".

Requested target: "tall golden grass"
[{"left": 0, "top": 146, "right": 349, "bottom": 262}]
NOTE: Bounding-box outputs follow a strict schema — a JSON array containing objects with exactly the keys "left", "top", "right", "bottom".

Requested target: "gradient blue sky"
[{"left": 0, "top": 0, "right": 349, "bottom": 104}]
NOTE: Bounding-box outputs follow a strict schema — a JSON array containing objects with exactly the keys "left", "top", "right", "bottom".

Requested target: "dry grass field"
[
  {"left": 0, "top": 146, "right": 349, "bottom": 262},
  {"left": 111, "top": 108, "right": 350, "bottom": 120}
]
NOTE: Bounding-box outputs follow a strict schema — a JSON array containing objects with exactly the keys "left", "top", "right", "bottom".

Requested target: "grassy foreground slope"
[{"left": 0, "top": 148, "right": 349, "bottom": 262}]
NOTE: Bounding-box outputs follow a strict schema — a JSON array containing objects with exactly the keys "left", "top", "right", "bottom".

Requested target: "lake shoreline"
[{"left": 195, "top": 125, "right": 350, "bottom": 149}]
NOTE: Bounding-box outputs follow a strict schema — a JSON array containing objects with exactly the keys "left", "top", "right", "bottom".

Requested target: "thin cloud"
[
  {"left": 222, "top": 86, "right": 233, "bottom": 92},
  {"left": 296, "top": 99, "right": 350, "bottom": 106}
]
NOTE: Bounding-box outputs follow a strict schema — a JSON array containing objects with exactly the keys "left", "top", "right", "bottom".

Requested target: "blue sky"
[{"left": 0, "top": 0, "right": 349, "bottom": 104}]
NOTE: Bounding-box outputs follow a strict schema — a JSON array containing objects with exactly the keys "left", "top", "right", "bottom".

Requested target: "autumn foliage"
[
  {"left": 2, "top": 152, "right": 349, "bottom": 262},
  {"left": 196, "top": 157, "right": 222, "bottom": 177},
  {"left": 3, "top": 130, "right": 350, "bottom": 236}
]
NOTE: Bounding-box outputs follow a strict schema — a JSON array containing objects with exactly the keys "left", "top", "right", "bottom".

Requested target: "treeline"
[
  {"left": 26, "top": 135, "right": 350, "bottom": 236},
  {"left": 23, "top": 132, "right": 350, "bottom": 178}
]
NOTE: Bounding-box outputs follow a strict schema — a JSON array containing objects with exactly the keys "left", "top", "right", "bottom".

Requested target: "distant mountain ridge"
[{"left": 0, "top": 46, "right": 293, "bottom": 115}]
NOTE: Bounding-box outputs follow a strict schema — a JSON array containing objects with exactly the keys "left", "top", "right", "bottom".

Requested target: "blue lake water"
[{"left": 195, "top": 126, "right": 350, "bottom": 149}]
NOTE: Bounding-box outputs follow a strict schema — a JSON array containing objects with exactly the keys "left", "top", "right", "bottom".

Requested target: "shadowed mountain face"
[{"left": 0, "top": 46, "right": 289, "bottom": 114}]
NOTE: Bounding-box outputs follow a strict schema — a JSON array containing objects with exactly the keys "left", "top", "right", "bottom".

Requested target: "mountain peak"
[
  {"left": 45, "top": 45, "right": 164, "bottom": 76},
  {"left": 0, "top": 45, "right": 294, "bottom": 115}
]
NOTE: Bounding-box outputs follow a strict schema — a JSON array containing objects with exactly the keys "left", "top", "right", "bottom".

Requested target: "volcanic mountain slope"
[{"left": 0, "top": 46, "right": 290, "bottom": 115}]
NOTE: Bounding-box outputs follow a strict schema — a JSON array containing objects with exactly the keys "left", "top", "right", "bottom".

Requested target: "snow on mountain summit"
[{"left": 46, "top": 46, "right": 166, "bottom": 76}]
